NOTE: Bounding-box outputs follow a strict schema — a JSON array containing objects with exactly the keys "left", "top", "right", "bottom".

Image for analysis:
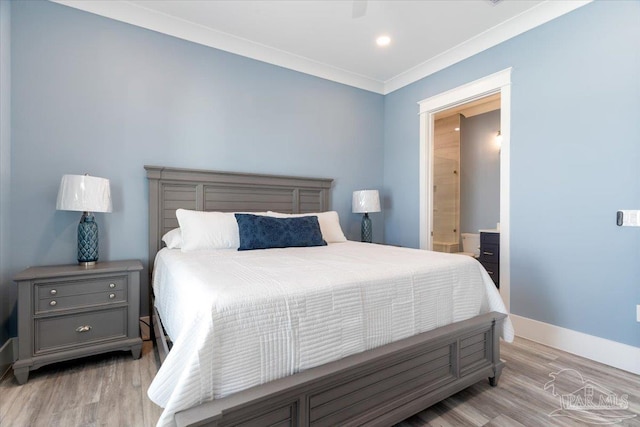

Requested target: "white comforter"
[{"left": 147, "top": 242, "right": 514, "bottom": 427}]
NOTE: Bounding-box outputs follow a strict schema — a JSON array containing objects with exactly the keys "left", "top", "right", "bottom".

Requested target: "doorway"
[
  {"left": 418, "top": 68, "right": 511, "bottom": 309},
  {"left": 432, "top": 93, "right": 501, "bottom": 254}
]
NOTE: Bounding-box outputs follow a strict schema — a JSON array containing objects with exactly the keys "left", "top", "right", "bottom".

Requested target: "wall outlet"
[
  {"left": 637, "top": 305, "right": 640, "bottom": 323},
  {"left": 617, "top": 210, "right": 640, "bottom": 226}
]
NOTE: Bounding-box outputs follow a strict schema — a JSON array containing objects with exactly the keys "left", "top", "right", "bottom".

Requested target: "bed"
[{"left": 145, "top": 165, "right": 513, "bottom": 427}]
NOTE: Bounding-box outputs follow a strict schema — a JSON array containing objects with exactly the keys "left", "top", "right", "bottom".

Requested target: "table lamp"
[
  {"left": 56, "top": 174, "right": 112, "bottom": 266},
  {"left": 352, "top": 190, "right": 380, "bottom": 243}
]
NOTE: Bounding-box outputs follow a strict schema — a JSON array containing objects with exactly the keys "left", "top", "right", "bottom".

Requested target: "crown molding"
[
  {"left": 51, "top": 0, "right": 385, "bottom": 94},
  {"left": 52, "top": 0, "right": 591, "bottom": 95},
  {"left": 383, "top": 0, "right": 591, "bottom": 94}
]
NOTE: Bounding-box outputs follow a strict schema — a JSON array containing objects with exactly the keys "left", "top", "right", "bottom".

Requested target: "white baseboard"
[
  {"left": 0, "top": 337, "right": 17, "bottom": 380},
  {"left": 510, "top": 314, "right": 640, "bottom": 375},
  {"left": 139, "top": 316, "right": 151, "bottom": 341}
]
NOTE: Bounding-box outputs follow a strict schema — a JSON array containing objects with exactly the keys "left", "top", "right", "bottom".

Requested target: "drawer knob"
[
  {"left": 50, "top": 289, "right": 57, "bottom": 296},
  {"left": 75, "top": 325, "right": 92, "bottom": 333},
  {"left": 109, "top": 283, "right": 116, "bottom": 289},
  {"left": 49, "top": 300, "right": 57, "bottom": 306},
  {"left": 109, "top": 293, "right": 116, "bottom": 299},
  {"left": 483, "top": 251, "right": 494, "bottom": 256}
]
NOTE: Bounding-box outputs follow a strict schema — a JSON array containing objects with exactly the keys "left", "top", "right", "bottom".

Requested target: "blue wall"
[
  {"left": 3, "top": 1, "right": 639, "bottom": 350},
  {"left": 383, "top": 1, "right": 640, "bottom": 347},
  {"left": 0, "top": 0, "right": 12, "bottom": 345},
  {"left": 6, "top": 0, "right": 384, "bottom": 320},
  {"left": 460, "top": 110, "right": 501, "bottom": 235}
]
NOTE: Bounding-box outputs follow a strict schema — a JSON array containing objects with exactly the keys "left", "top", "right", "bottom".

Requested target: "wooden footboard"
[{"left": 173, "top": 311, "right": 506, "bottom": 427}]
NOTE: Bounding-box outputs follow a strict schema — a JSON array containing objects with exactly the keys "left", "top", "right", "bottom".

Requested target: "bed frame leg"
[
  {"left": 489, "top": 375, "right": 498, "bottom": 387},
  {"left": 488, "top": 317, "right": 504, "bottom": 388},
  {"left": 488, "top": 361, "right": 504, "bottom": 387}
]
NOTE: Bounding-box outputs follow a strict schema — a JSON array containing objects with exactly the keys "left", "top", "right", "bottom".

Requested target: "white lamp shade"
[
  {"left": 56, "top": 174, "right": 112, "bottom": 213},
  {"left": 352, "top": 190, "right": 381, "bottom": 213}
]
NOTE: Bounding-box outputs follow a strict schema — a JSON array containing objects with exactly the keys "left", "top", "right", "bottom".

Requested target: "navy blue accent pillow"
[{"left": 235, "top": 214, "right": 327, "bottom": 251}]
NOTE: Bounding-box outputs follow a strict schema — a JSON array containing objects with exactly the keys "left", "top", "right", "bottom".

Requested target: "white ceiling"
[{"left": 53, "top": 0, "right": 590, "bottom": 94}]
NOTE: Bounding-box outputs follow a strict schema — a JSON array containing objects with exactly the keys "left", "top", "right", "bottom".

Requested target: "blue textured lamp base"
[
  {"left": 361, "top": 213, "right": 372, "bottom": 243},
  {"left": 78, "top": 212, "right": 99, "bottom": 265}
]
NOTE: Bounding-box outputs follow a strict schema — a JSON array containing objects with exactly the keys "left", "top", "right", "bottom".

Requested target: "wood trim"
[{"left": 418, "top": 68, "right": 512, "bottom": 312}]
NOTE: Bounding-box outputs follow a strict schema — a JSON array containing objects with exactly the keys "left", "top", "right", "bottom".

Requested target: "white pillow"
[
  {"left": 266, "top": 211, "right": 347, "bottom": 243},
  {"left": 176, "top": 209, "right": 240, "bottom": 251},
  {"left": 161, "top": 228, "right": 182, "bottom": 249}
]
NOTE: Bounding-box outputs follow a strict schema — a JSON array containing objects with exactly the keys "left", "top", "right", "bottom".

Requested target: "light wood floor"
[{"left": 1, "top": 337, "right": 638, "bottom": 426}]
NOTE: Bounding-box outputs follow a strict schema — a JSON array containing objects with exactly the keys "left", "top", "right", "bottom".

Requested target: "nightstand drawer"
[
  {"left": 36, "top": 290, "right": 126, "bottom": 314},
  {"left": 35, "top": 276, "right": 128, "bottom": 314},
  {"left": 34, "top": 307, "right": 127, "bottom": 354},
  {"left": 36, "top": 276, "right": 127, "bottom": 300}
]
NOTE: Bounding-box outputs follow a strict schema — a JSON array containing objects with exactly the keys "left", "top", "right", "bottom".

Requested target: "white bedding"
[{"left": 147, "top": 242, "right": 514, "bottom": 427}]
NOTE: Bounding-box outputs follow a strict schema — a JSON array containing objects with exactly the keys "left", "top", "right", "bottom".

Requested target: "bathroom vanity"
[{"left": 479, "top": 230, "right": 500, "bottom": 288}]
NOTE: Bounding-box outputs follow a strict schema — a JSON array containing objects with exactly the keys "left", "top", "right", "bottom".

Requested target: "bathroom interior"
[{"left": 432, "top": 93, "right": 501, "bottom": 259}]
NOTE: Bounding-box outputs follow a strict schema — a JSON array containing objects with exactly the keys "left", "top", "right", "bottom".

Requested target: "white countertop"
[{"left": 479, "top": 229, "right": 500, "bottom": 233}]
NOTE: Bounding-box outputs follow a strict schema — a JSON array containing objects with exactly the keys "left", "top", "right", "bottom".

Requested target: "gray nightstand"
[{"left": 13, "top": 260, "right": 143, "bottom": 384}]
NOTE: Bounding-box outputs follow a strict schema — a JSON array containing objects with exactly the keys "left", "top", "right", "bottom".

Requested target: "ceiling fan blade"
[{"left": 352, "top": 0, "right": 367, "bottom": 19}]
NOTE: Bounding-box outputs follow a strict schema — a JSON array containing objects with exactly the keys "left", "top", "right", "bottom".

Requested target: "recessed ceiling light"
[{"left": 376, "top": 35, "right": 391, "bottom": 47}]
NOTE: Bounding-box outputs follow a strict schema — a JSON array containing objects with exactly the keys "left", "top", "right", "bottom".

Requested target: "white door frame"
[{"left": 418, "top": 68, "right": 512, "bottom": 310}]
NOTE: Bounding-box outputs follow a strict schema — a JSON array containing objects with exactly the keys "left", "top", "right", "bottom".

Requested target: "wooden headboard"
[{"left": 145, "top": 165, "right": 333, "bottom": 264}]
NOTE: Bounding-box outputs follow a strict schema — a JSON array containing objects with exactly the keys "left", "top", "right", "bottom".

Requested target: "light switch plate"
[{"left": 617, "top": 210, "right": 640, "bottom": 227}]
